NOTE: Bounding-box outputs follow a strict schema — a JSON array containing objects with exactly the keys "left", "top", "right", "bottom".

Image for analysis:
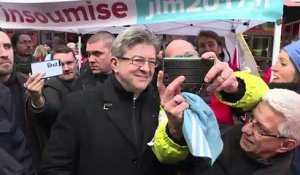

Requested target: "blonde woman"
[{"left": 33, "top": 44, "right": 47, "bottom": 62}]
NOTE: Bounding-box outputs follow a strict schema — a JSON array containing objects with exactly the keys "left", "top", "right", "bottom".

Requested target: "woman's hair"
[
  {"left": 262, "top": 89, "right": 300, "bottom": 145},
  {"left": 33, "top": 45, "right": 47, "bottom": 59}
]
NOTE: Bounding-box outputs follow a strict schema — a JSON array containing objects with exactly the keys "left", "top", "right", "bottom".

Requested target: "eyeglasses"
[
  {"left": 241, "top": 112, "right": 288, "bottom": 139},
  {"left": 119, "top": 56, "right": 159, "bottom": 68},
  {"left": 174, "top": 51, "right": 199, "bottom": 58}
]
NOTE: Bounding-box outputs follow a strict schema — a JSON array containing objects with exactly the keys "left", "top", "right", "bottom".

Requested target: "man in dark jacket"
[
  {"left": 11, "top": 32, "right": 35, "bottom": 76},
  {"left": 72, "top": 31, "right": 115, "bottom": 91},
  {"left": 0, "top": 30, "right": 41, "bottom": 175},
  {"left": 26, "top": 45, "right": 78, "bottom": 138},
  {"left": 41, "top": 27, "right": 174, "bottom": 175},
  {"left": 0, "top": 83, "right": 31, "bottom": 175},
  {"left": 161, "top": 87, "right": 300, "bottom": 175}
]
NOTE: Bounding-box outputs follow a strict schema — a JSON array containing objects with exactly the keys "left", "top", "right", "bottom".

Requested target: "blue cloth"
[
  {"left": 284, "top": 40, "right": 300, "bottom": 74},
  {"left": 181, "top": 92, "right": 223, "bottom": 166}
]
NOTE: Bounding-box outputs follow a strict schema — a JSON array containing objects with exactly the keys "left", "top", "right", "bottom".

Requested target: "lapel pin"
[{"left": 103, "top": 103, "right": 112, "bottom": 110}]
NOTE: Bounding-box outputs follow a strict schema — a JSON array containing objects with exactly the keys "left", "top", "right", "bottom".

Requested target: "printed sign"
[
  {"left": 31, "top": 60, "right": 63, "bottom": 78},
  {"left": 0, "top": 0, "right": 284, "bottom": 33}
]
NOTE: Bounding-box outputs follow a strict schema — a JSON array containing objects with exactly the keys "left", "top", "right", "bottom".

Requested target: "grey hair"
[
  {"left": 262, "top": 89, "right": 300, "bottom": 145},
  {"left": 111, "top": 27, "right": 161, "bottom": 58}
]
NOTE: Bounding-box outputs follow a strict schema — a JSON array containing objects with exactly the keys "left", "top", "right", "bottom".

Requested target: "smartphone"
[
  {"left": 31, "top": 59, "right": 63, "bottom": 78},
  {"left": 163, "top": 57, "right": 214, "bottom": 94}
]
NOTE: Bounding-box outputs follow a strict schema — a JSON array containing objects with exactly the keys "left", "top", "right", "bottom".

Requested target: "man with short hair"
[
  {"left": 41, "top": 27, "right": 168, "bottom": 175},
  {"left": 11, "top": 32, "right": 35, "bottom": 75},
  {"left": 72, "top": 31, "right": 115, "bottom": 91},
  {"left": 0, "top": 29, "right": 43, "bottom": 175},
  {"left": 26, "top": 45, "right": 78, "bottom": 138}
]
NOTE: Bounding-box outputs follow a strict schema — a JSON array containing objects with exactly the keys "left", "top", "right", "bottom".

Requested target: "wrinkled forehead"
[{"left": 0, "top": 31, "right": 11, "bottom": 44}]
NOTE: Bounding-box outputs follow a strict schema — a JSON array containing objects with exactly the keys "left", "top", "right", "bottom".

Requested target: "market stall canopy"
[{"left": 0, "top": 0, "right": 283, "bottom": 35}]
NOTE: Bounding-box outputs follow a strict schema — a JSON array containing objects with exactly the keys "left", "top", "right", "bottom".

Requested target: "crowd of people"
[{"left": 0, "top": 26, "right": 300, "bottom": 175}]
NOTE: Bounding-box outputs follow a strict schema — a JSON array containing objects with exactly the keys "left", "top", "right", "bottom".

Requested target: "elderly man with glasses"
[
  {"left": 157, "top": 88, "right": 300, "bottom": 175},
  {"left": 41, "top": 27, "right": 172, "bottom": 175}
]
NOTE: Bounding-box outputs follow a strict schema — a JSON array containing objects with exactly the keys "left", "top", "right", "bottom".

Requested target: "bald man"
[{"left": 165, "top": 39, "right": 198, "bottom": 57}]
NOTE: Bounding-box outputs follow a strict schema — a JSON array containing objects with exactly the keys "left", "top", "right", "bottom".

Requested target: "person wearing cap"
[
  {"left": 271, "top": 40, "right": 300, "bottom": 84},
  {"left": 211, "top": 40, "right": 300, "bottom": 174}
]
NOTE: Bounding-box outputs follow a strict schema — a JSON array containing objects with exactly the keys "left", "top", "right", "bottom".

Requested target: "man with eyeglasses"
[
  {"left": 41, "top": 27, "right": 174, "bottom": 175},
  {"left": 25, "top": 45, "right": 78, "bottom": 142},
  {"left": 11, "top": 32, "right": 35, "bottom": 76},
  {"left": 159, "top": 88, "right": 300, "bottom": 175},
  {"left": 72, "top": 31, "right": 115, "bottom": 91}
]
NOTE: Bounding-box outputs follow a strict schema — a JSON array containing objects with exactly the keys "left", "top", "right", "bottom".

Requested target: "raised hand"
[
  {"left": 24, "top": 72, "right": 45, "bottom": 107},
  {"left": 157, "top": 70, "right": 189, "bottom": 140},
  {"left": 201, "top": 52, "right": 239, "bottom": 93}
]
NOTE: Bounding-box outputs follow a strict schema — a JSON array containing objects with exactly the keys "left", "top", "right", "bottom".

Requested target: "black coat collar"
[{"left": 102, "top": 74, "right": 159, "bottom": 153}]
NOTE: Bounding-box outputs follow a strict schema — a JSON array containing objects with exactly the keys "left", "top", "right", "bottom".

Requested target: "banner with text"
[{"left": 0, "top": 0, "right": 283, "bottom": 33}]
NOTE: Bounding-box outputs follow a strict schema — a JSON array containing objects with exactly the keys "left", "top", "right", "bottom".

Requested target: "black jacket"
[
  {"left": 30, "top": 76, "right": 73, "bottom": 132},
  {"left": 0, "top": 148, "right": 24, "bottom": 175},
  {"left": 72, "top": 68, "right": 109, "bottom": 91},
  {"left": 2, "top": 71, "right": 48, "bottom": 174},
  {"left": 41, "top": 75, "right": 172, "bottom": 175},
  {"left": 191, "top": 124, "right": 294, "bottom": 175},
  {"left": 0, "top": 83, "right": 34, "bottom": 175}
]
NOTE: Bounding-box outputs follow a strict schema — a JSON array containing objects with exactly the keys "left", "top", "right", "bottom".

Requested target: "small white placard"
[{"left": 31, "top": 60, "right": 63, "bottom": 78}]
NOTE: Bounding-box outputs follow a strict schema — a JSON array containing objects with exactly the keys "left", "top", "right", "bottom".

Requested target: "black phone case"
[{"left": 163, "top": 58, "right": 214, "bottom": 93}]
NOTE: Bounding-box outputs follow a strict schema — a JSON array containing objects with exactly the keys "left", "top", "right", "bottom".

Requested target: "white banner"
[
  {"left": 0, "top": 0, "right": 283, "bottom": 34},
  {"left": 0, "top": 0, "right": 137, "bottom": 33},
  {"left": 0, "top": 0, "right": 80, "bottom": 3}
]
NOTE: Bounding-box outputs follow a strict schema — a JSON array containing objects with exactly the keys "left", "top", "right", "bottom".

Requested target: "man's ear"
[
  {"left": 277, "top": 139, "right": 297, "bottom": 153},
  {"left": 111, "top": 57, "right": 119, "bottom": 74}
]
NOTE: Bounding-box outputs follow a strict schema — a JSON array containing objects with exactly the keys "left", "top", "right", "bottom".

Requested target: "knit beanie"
[{"left": 283, "top": 40, "right": 300, "bottom": 74}]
